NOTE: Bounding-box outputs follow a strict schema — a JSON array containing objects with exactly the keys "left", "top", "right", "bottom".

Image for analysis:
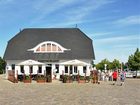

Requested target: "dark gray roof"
[{"left": 3, "top": 28, "right": 95, "bottom": 61}]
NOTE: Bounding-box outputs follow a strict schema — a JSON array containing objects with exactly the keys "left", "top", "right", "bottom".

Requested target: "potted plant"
[
  {"left": 78, "top": 76, "right": 86, "bottom": 83},
  {"left": 62, "top": 75, "right": 69, "bottom": 83},
  {"left": 68, "top": 75, "right": 73, "bottom": 83},
  {"left": 85, "top": 76, "right": 91, "bottom": 83},
  {"left": 24, "top": 75, "right": 31, "bottom": 83},
  {"left": 37, "top": 75, "right": 45, "bottom": 83}
]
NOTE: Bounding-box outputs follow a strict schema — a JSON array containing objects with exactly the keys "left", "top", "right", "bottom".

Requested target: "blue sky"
[{"left": 0, "top": 0, "right": 140, "bottom": 64}]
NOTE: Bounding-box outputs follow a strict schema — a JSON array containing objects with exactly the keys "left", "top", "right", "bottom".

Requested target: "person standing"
[
  {"left": 120, "top": 70, "right": 126, "bottom": 86},
  {"left": 109, "top": 70, "right": 112, "bottom": 81},
  {"left": 93, "top": 70, "right": 99, "bottom": 84},
  {"left": 112, "top": 70, "right": 118, "bottom": 85},
  {"left": 101, "top": 71, "right": 105, "bottom": 81}
]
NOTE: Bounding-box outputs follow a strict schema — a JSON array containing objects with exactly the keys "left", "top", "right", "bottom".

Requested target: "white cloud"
[
  {"left": 60, "top": 0, "right": 116, "bottom": 24},
  {"left": 92, "top": 32, "right": 113, "bottom": 36},
  {"left": 32, "top": 0, "right": 76, "bottom": 21},
  {"left": 93, "top": 34, "right": 140, "bottom": 63},
  {"left": 30, "top": 0, "right": 116, "bottom": 26},
  {"left": 94, "top": 45, "right": 138, "bottom": 64},
  {"left": 94, "top": 49, "right": 129, "bottom": 64},
  {"left": 48, "top": 19, "right": 93, "bottom": 28},
  {"left": 95, "top": 34, "right": 140, "bottom": 43},
  {"left": 113, "top": 15, "right": 140, "bottom": 26},
  {"left": 113, "top": 44, "right": 138, "bottom": 48}
]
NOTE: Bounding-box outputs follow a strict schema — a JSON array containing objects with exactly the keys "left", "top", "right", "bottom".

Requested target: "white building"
[{"left": 3, "top": 28, "right": 95, "bottom": 82}]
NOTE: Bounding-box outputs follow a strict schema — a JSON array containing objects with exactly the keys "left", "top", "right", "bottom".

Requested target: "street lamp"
[{"left": 104, "top": 64, "right": 107, "bottom": 72}]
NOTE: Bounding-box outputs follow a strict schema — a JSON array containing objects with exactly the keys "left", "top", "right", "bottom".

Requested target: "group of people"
[
  {"left": 99, "top": 70, "right": 113, "bottom": 81},
  {"left": 93, "top": 70, "right": 126, "bottom": 86},
  {"left": 112, "top": 70, "right": 126, "bottom": 86}
]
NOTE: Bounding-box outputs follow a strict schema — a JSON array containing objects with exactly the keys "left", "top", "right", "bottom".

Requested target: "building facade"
[{"left": 3, "top": 28, "right": 95, "bottom": 82}]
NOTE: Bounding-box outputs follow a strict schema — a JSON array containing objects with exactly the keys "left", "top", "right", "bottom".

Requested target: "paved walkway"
[{"left": 0, "top": 75, "right": 140, "bottom": 105}]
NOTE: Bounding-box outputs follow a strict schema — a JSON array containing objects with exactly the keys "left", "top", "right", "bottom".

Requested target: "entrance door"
[
  {"left": 45, "top": 65, "right": 52, "bottom": 82},
  {"left": 70, "top": 65, "right": 73, "bottom": 74}
]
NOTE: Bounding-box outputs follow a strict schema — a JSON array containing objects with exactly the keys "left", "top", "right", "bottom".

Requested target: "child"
[{"left": 120, "top": 70, "right": 126, "bottom": 86}]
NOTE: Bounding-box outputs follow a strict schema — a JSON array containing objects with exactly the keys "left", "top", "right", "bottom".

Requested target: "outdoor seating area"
[
  {"left": 60, "top": 75, "right": 91, "bottom": 83},
  {"left": 7, "top": 69, "right": 100, "bottom": 84}
]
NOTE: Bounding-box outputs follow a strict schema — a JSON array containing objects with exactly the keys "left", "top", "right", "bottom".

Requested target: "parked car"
[
  {"left": 133, "top": 71, "right": 140, "bottom": 78},
  {"left": 137, "top": 71, "right": 140, "bottom": 76},
  {"left": 125, "top": 71, "right": 133, "bottom": 78}
]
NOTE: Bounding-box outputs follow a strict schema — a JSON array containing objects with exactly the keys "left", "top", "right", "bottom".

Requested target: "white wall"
[
  {"left": 52, "top": 64, "right": 55, "bottom": 79},
  {"left": 78, "top": 66, "right": 83, "bottom": 76},
  {"left": 42, "top": 65, "right": 46, "bottom": 75},
  {"left": 6, "top": 59, "right": 92, "bottom": 79},
  {"left": 24, "top": 66, "right": 29, "bottom": 75},
  {"left": 33, "top": 66, "right": 38, "bottom": 74}
]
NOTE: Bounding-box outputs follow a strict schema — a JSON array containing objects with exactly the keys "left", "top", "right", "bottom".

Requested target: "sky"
[{"left": 0, "top": 0, "right": 140, "bottom": 64}]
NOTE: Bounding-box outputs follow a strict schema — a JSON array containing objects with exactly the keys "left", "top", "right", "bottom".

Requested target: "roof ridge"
[{"left": 22, "top": 28, "right": 79, "bottom": 30}]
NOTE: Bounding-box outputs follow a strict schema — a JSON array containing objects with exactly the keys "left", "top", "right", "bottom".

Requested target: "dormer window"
[{"left": 28, "top": 41, "right": 70, "bottom": 53}]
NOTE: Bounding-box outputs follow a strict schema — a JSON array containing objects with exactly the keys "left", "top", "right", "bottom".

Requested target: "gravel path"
[{"left": 0, "top": 75, "right": 140, "bottom": 105}]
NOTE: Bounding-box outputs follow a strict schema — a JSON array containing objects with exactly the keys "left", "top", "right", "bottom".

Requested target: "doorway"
[{"left": 45, "top": 65, "right": 52, "bottom": 82}]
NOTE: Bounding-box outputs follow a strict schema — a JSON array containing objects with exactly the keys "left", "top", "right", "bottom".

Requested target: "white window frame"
[{"left": 28, "top": 41, "right": 70, "bottom": 53}]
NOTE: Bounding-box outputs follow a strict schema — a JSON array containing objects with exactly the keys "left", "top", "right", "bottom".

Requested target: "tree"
[
  {"left": 108, "top": 62, "right": 114, "bottom": 70},
  {"left": 96, "top": 59, "right": 110, "bottom": 71},
  {"left": 128, "top": 48, "right": 140, "bottom": 71},
  {"left": 112, "top": 59, "right": 121, "bottom": 69},
  {"left": 122, "top": 62, "right": 127, "bottom": 70},
  {"left": 96, "top": 59, "right": 121, "bottom": 71},
  {"left": 0, "top": 57, "right": 6, "bottom": 74}
]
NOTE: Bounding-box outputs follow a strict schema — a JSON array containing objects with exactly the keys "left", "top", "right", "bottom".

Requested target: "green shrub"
[
  {"left": 25, "top": 75, "right": 30, "bottom": 80},
  {"left": 38, "top": 75, "right": 45, "bottom": 80},
  {"left": 63, "top": 75, "right": 69, "bottom": 83},
  {"left": 86, "top": 76, "right": 91, "bottom": 81},
  {"left": 80, "top": 76, "right": 85, "bottom": 80}
]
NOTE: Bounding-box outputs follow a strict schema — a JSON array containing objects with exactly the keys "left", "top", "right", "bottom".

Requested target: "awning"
[
  {"left": 60, "top": 59, "right": 90, "bottom": 66},
  {"left": 17, "top": 59, "right": 44, "bottom": 66}
]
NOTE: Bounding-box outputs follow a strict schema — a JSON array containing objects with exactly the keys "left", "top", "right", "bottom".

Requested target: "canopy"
[
  {"left": 60, "top": 59, "right": 90, "bottom": 66},
  {"left": 17, "top": 59, "right": 44, "bottom": 65}
]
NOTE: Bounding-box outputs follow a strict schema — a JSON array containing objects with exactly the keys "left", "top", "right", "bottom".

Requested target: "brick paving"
[{"left": 0, "top": 75, "right": 140, "bottom": 105}]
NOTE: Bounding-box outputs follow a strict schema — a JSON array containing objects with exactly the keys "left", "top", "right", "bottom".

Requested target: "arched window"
[
  {"left": 28, "top": 41, "right": 70, "bottom": 53},
  {"left": 52, "top": 44, "right": 57, "bottom": 51}
]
